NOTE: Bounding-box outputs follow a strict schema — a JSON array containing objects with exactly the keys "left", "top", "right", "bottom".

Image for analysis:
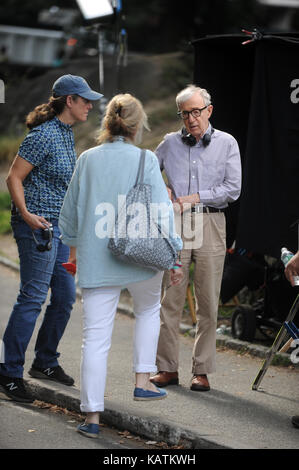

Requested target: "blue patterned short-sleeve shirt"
[{"left": 18, "top": 116, "right": 76, "bottom": 220}]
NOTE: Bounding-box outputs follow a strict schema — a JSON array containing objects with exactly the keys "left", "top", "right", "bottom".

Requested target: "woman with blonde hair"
[{"left": 59, "top": 93, "right": 183, "bottom": 439}]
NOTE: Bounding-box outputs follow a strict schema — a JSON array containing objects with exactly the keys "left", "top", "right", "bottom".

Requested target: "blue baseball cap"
[{"left": 52, "top": 74, "right": 103, "bottom": 100}]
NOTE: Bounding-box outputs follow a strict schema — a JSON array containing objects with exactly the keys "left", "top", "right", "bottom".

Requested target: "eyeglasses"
[{"left": 177, "top": 106, "right": 208, "bottom": 120}]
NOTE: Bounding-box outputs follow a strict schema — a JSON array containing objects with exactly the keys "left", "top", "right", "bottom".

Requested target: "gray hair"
[{"left": 176, "top": 85, "right": 212, "bottom": 108}]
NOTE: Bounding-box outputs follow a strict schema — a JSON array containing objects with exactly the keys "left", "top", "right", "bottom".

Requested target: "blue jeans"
[{"left": 0, "top": 217, "right": 76, "bottom": 378}]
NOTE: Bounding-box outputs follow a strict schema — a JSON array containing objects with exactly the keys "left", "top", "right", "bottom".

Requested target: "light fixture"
[
  {"left": 76, "top": 0, "right": 114, "bottom": 22},
  {"left": 258, "top": 0, "right": 299, "bottom": 7}
]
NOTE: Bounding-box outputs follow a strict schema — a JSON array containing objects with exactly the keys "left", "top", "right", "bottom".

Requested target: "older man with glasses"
[{"left": 150, "top": 84, "right": 242, "bottom": 392}]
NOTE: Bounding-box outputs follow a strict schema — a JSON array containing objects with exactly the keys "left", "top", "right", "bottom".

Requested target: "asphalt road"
[{"left": 0, "top": 393, "right": 169, "bottom": 451}]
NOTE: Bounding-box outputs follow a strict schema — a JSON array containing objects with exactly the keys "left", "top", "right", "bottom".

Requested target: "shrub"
[
  {"left": 0, "top": 191, "right": 11, "bottom": 234},
  {"left": 0, "top": 133, "right": 25, "bottom": 165}
]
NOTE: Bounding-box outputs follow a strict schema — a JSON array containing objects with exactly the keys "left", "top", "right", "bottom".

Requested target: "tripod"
[{"left": 252, "top": 292, "right": 299, "bottom": 390}]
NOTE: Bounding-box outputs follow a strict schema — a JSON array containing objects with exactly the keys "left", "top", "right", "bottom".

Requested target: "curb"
[
  {"left": 26, "top": 378, "right": 230, "bottom": 449},
  {"left": 0, "top": 255, "right": 19, "bottom": 272}
]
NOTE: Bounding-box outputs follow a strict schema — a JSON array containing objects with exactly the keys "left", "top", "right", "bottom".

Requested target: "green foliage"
[
  {"left": 148, "top": 105, "right": 177, "bottom": 127},
  {"left": 0, "top": 191, "right": 11, "bottom": 235},
  {"left": 0, "top": 210, "right": 11, "bottom": 234},
  {"left": 0, "top": 133, "right": 25, "bottom": 164},
  {"left": 0, "top": 191, "right": 11, "bottom": 210},
  {"left": 218, "top": 306, "right": 235, "bottom": 318},
  {"left": 158, "top": 53, "right": 193, "bottom": 97},
  {"left": 271, "top": 354, "right": 292, "bottom": 367}
]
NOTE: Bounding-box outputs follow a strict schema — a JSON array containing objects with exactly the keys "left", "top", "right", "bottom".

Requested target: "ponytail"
[
  {"left": 25, "top": 94, "right": 71, "bottom": 129},
  {"left": 97, "top": 94, "right": 149, "bottom": 145}
]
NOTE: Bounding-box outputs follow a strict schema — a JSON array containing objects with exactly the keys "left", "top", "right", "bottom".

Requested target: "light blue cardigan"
[{"left": 58, "top": 138, "right": 183, "bottom": 288}]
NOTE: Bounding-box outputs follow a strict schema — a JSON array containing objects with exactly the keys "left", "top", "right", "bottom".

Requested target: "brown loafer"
[
  {"left": 150, "top": 371, "right": 179, "bottom": 387},
  {"left": 190, "top": 374, "right": 210, "bottom": 392}
]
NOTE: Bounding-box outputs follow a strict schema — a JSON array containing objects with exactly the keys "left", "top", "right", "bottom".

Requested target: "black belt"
[{"left": 191, "top": 206, "right": 225, "bottom": 213}]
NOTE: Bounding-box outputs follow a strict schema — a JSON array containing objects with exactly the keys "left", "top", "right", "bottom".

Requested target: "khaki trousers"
[{"left": 156, "top": 211, "right": 226, "bottom": 375}]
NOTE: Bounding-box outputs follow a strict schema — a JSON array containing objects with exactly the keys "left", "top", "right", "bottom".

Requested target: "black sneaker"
[
  {"left": 0, "top": 374, "right": 34, "bottom": 403},
  {"left": 292, "top": 416, "right": 299, "bottom": 429},
  {"left": 28, "top": 365, "right": 74, "bottom": 386}
]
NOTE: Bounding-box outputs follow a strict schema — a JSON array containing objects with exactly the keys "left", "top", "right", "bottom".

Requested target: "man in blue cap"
[{"left": 0, "top": 74, "right": 103, "bottom": 403}]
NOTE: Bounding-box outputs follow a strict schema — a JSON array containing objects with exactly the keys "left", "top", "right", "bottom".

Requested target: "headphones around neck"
[
  {"left": 32, "top": 224, "right": 53, "bottom": 252},
  {"left": 181, "top": 127, "right": 214, "bottom": 147}
]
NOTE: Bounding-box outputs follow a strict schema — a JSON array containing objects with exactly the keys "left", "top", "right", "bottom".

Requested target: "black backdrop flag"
[{"left": 192, "top": 32, "right": 299, "bottom": 258}]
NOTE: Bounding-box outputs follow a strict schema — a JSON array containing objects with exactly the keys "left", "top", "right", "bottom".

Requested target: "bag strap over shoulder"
[{"left": 135, "top": 149, "right": 146, "bottom": 185}]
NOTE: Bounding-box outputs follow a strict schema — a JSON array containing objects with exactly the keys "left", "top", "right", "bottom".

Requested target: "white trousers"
[{"left": 80, "top": 272, "right": 163, "bottom": 412}]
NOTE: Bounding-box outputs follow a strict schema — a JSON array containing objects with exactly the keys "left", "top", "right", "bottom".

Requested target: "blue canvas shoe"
[
  {"left": 77, "top": 422, "right": 100, "bottom": 438},
  {"left": 134, "top": 387, "right": 168, "bottom": 401}
]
